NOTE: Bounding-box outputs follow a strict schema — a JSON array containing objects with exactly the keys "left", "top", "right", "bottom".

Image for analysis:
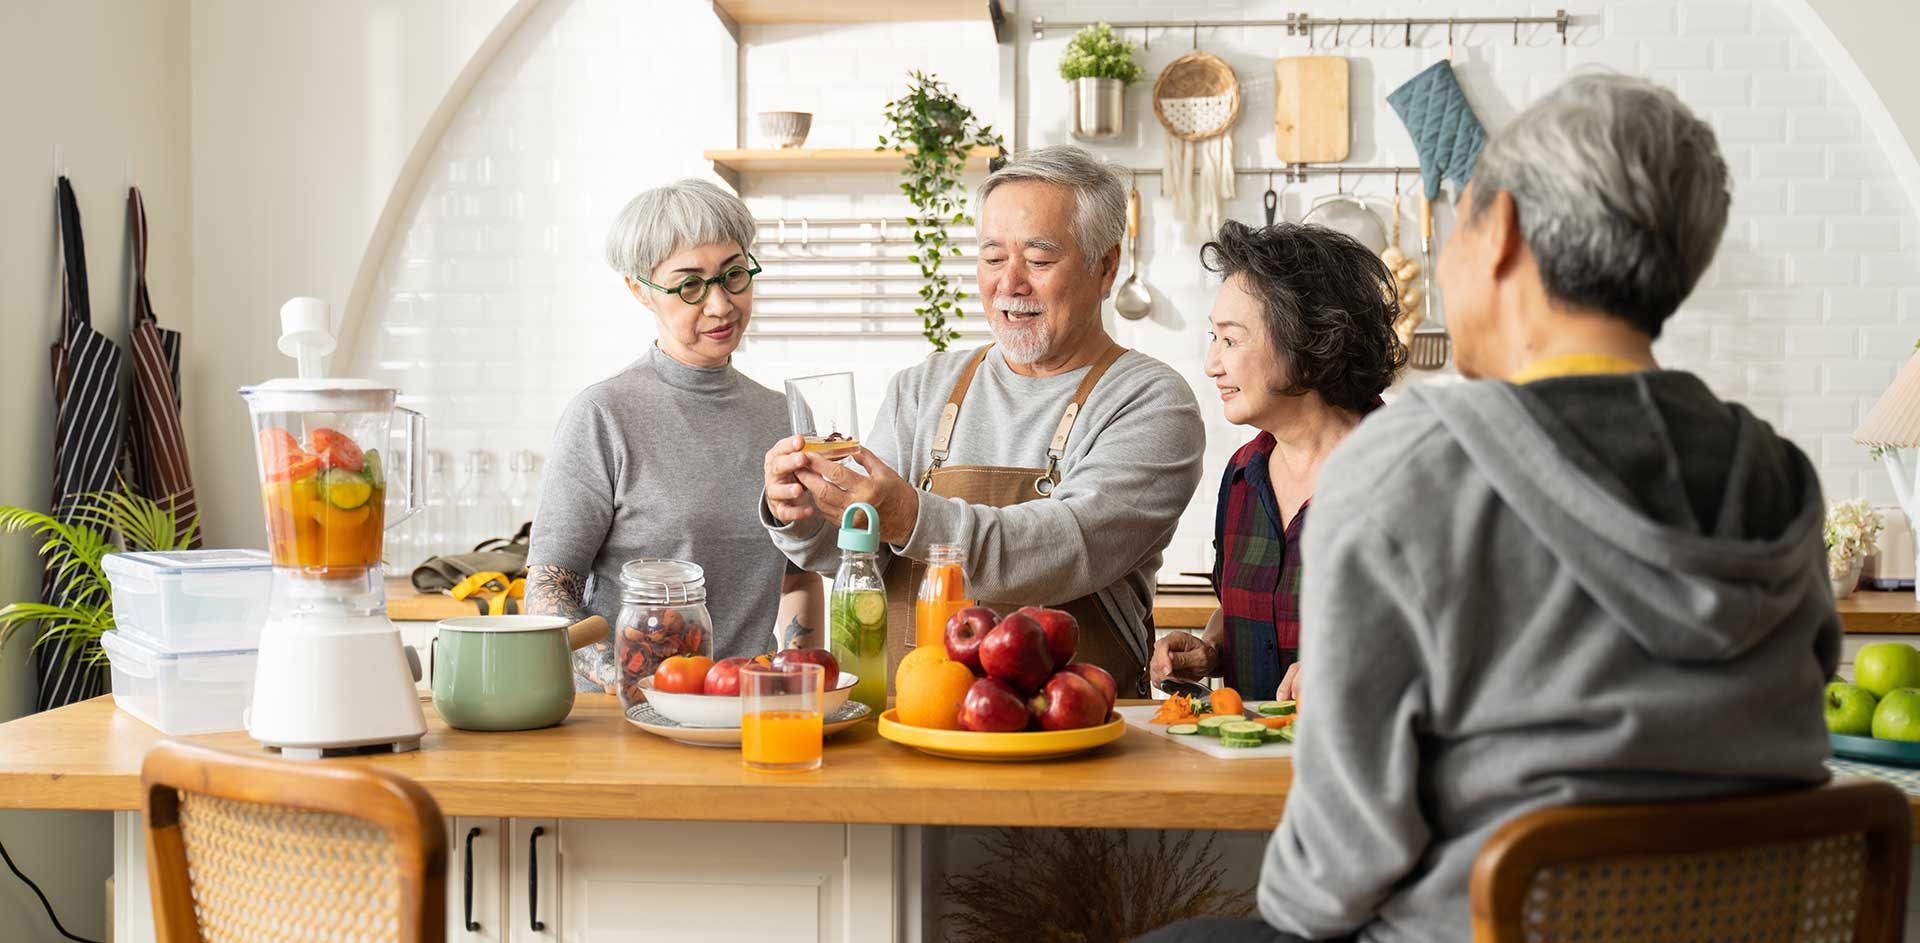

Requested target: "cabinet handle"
[
  {"left": 462, "top": 827, "right": 481, "bottom": 932},
  {"left": 529, "top": 825, "right": 547, "bottom": 932}
]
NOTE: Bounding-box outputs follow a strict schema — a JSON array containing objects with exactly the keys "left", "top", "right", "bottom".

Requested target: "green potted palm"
[
  {"left": 1060, "top": 23, "right": 1145, "bottom": 140},
  {"left": 0, "top": 490, "right": 201, "bottom": 682}
]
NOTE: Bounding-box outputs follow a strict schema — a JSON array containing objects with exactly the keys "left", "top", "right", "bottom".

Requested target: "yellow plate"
[{"left": 876, "top": 709, "right": 1125, "bottom": 761}]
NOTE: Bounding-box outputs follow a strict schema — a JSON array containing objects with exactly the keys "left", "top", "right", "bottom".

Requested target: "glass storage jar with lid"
[{"left": 615, "top": 558, "right": 713, "bottom": 710}]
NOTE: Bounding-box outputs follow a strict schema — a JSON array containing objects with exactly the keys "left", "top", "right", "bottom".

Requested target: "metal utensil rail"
[{"left": 1031, "top": 11, "right": 1573, "bottom": 47}]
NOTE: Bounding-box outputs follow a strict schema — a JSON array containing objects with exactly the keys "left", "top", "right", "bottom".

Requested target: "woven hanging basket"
[{"left": 1152, "top": 51, "right": 1241, "bottom": 142}]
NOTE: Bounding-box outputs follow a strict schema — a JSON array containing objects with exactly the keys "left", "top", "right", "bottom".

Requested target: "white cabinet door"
[
  {"left": 448, "top": 816, "right": 508, "bottom": 942},
  {"left": 505, "top": 819, "right": 900, "bottom": 943},
  {"left": 508, "top": 817, "right": 560, "bottom": 942}
]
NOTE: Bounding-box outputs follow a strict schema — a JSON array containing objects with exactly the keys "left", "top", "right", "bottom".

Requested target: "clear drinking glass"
[
  {"left": 741, "top": 663, "right": 824, "bottom": 772},
  {"left": 784, "top": 372, "right": 860, "bottom": 460}
]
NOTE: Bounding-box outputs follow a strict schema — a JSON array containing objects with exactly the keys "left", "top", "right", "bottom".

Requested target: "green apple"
[
  {"left": 1825, "top": 682, "right": 1877, "bottom": 736},
  {"left": 1872, "top": 688, "right": 1920, "bottom": 742},
  {"left": 1854, "top": 643, "right": 1920, "bottom": 698}
]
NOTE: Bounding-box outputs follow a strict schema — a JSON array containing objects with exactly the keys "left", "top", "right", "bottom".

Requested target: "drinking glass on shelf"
[
  {"left": 784, "top": 373, "right": 860, "bottom": 460},
  {"left": 741, "top": 663, "right": 824, "bottom": 772}
]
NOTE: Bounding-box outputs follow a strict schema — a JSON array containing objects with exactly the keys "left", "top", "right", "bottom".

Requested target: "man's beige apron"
[{"left": 882, "top": 343, "right": 1151, "bottom": 698}]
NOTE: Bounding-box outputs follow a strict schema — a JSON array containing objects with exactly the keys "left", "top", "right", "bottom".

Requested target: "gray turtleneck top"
[{"left": 528, "top": 346, "right": 797, "bottom": 662}]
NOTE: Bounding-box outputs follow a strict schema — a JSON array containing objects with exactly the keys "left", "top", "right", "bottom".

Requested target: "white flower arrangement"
[{"left": 1825, "top": 499, "right": 1885, "bottom": 581}]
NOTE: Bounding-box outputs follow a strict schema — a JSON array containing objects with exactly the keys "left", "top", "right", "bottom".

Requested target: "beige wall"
[
  {"left": 0, "top": 1, "right": 191, "bottom": 937},
  {"left": 1809, "top": 0, "right": 1920, "bottom": 169},
  {"left": 188, "top": 0, "right": 517, "bottom": 548}
]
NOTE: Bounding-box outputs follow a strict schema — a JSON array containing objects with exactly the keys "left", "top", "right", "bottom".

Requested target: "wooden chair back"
[
  {"left": 141, "top": 741, "right": 448, "bottom": 943},
  {"left": 1471, "top": 778, "right": 1911, "bottom": 942}
]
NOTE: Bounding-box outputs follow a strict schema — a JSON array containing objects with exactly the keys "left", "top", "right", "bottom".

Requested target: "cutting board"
[
  {"left": 1273, "top": 56, "right": 1350, "bottom": 163},
  {"left": 1117, "top": 705, "right": 1293, "bottom": 760}
]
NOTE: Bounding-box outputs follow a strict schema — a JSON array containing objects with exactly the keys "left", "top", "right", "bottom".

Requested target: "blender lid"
[
  {"left": 241, "top": 377, "right": 396, "bottom": 393},
  {"left": 104, "top": 549, "right": 273, "bottom": 575}
]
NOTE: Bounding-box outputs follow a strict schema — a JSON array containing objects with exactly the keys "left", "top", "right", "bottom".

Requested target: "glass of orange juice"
[
  {"left": 913, "top": 544, "right": 974, "bottom": 649},
  {"left": 741, "top": 664, "right": 824, "bottom": 772}
]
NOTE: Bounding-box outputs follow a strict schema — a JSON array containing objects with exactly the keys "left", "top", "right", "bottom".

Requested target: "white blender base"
[{"left": 247, "top": 617, "right": 427, "bottom": 757}]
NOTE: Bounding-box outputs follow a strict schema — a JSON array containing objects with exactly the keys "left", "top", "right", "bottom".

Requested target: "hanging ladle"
[{"left": 1115, "top": 174, "right": 1152, "bottom": 320}]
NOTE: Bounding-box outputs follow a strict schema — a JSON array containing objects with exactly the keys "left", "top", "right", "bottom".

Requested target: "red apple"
[
  {"left": 957, "top": 677, "right": 1029, "bottom": 732},
  {"left": 944, "top": 606, "right": 999, "bottom": 674},
  {"left": 1061, "top": 663, "right": 1117, "bottom": 713},
  {"left": 1017, "top": 606, "right": 1080, "bottom": 668},
  {"left": 1027, "top": 671, "right": 1109, "bottom": 731},
  {"left": 703, "top": 656, "right": 753, "bottom": 696},
  {"left": 979, "top": 612, "right": 1053, "bottom": 694},
  {"left": 772, "top": 647, "right": 841, "bottom": 691}
]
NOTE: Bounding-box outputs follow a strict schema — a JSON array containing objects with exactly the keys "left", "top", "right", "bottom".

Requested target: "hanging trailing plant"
[{"left": 879, "top": 71, "right": 1005, "bottom": 351}]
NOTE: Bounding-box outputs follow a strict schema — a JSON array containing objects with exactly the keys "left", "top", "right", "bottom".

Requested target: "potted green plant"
[
  {"left": 1, "top": 490, "right": 201, "bottom": 679},
  {"left": 1825, "top": 498, "right": 1885, "bottom": 599},
  {"left": 1059, "top": 23, "right": 1145, "bottom": 140},
  {"left": 879, "top": 71, "right": 1005, "bottom": 351}
]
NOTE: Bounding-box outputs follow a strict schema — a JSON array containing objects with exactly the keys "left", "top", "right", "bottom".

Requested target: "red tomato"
[
  {"left": 309, "top": 428, "right": 365, "bottom": 472},
  {"left": 653, "top": 655, "right": 714, "bottom": 694},
  {"left": 258, "top": 429, "right": 320, "bottom": 482}
]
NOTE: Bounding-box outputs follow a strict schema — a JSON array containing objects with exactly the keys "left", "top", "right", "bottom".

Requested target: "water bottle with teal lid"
[{"left": 829, "top": 503, "right": 888, "bottom": 714}]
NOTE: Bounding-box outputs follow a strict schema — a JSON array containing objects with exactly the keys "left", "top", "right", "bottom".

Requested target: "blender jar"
[
  {"left": 240, "top": 380, "right": 424, "bottom": 578},
  {"left": 615, "top": 558, "right": 713, "bottom": 710}
]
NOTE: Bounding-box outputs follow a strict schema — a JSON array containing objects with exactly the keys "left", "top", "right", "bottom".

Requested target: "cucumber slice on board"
[
  {"left": 1258, "top": 700, "right": 1297, "bottom": 717},
  {"left": 1220, "top": 736, "right": 1265, "bottom": 748},
  {"left": 1278, "top": 724, "right": 1298, "bottom": 743},
  {"left": 1166, "top": 723, "right": 1200, "bottom": 736},
  {"left": 1262, "top": 727, "right": 1288, "bottom": 742},
  {"left": 1197, "top": 716, "right": 1234, "bottom": 737},
  {"left": 1220, "top": 721, "right": 1264, "bottom": 739}
]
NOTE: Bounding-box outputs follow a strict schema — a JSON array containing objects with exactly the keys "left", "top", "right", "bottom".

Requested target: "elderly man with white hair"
[
  {"left": 761, "top": 145, "right": 1206, "bottom": 696},
  {"left": 1138, "top": 71, "right": 1840, "bottom": 943}
]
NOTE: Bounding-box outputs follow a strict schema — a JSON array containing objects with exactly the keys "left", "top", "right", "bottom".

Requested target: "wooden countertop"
[
  {"left": 0, "top": 696, "right": 1288, "bottom": 831},
  {"left": 385, "top": 579, "right": 1920, "bottom": 635}
]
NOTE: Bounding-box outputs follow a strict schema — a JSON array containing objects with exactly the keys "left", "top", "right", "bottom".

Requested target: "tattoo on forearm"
[
  {"left": 779, "top": 615, "right": 816, "bottom": 650},
  {"left": 526, "top": 565, "right": 613, "bottom": 687}
]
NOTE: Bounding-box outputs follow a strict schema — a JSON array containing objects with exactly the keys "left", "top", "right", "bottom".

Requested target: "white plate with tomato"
[{"left": 636, "top": 649, "right": 855, "bottom": 728}]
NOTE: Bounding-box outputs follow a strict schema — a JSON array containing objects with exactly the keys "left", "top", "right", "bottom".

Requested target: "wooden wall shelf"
[
  {"left": 713, "top": 0, "right": 987, "bottom": 25},
  {"left": 704, "top": 147, "right": 999, "bottom": 187}
]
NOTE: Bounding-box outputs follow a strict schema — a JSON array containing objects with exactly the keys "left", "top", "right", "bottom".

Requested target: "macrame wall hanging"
[{"left": 1152, "top": 51, "right": 1241, "bottom": 242}]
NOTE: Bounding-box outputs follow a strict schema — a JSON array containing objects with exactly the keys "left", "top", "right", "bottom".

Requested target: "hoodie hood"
[{"left": 1409, "top": 373, "right": 1827, "bottom": 663}]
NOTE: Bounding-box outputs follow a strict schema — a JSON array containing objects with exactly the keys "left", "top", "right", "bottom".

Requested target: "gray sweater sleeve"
[
  {"left": 897, "top": 382, "right": 1204, "bottom": 603},
  {"left": 1259, "top": 519, "right": 1434, "bottom": 938},
  {"left": 527, "top": 396, "right": 618, "bottom": 573}
]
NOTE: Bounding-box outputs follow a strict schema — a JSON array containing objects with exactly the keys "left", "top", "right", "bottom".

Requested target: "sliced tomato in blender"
[{"left": 310, "top": 428, "right": 365, "bottom": 473}]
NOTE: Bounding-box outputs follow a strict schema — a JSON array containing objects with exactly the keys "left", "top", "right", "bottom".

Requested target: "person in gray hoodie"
[{"left": 1137, "top": 72, "right": 1838, "bottom": 943}]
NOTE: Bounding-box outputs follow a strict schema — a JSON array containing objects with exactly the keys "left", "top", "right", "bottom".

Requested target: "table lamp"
[{"left": 1854, "top": 348, "right": 1920, "bottom": 599}]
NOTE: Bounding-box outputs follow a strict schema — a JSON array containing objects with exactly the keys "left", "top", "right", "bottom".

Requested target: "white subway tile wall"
[{"left": 349, "top": 0, "right": 1920, "bottom": 580}]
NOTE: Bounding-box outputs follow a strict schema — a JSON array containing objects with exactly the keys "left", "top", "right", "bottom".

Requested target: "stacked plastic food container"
[{"left": 99, "top": 549, "right": 273, "bottom": 734}]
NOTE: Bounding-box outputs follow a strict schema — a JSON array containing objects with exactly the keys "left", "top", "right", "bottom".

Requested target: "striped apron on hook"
[
  {"left": 125, "top": 187, "right": 200, "bottom": 547},
  {"left": 39, "top": 177, "right": 126, "bottom": 711}
]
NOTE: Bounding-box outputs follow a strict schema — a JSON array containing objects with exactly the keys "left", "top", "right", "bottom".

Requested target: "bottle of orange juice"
[{"left": 914, "top": 545, "right": 974, "bottom": 649}]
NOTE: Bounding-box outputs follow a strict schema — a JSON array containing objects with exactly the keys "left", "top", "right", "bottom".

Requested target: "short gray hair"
[
  {"left": 604, "top": 178, "right": 757, "bottom": 283},
  {"left": 975, "top": 145, "right": 1128, "bottom": 273},
  {"left": 1467, "top": 71, "right": 1729, "bottom": 338}
]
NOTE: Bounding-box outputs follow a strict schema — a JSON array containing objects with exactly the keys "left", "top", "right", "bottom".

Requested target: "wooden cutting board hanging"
[{"left": 1274, "top": 56, "right": 1350, "bottom": 163}]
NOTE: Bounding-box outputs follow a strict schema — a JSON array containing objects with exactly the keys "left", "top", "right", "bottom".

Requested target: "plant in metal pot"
[
  {"left": 878, "top": 71, "right": 1004, "bottom": 351},
  {"left": 1059, "top": 22, "right": 1144, "bottom": 140},
  {"left": 0, "top": 490, "right": 200, "bottom": 671}
]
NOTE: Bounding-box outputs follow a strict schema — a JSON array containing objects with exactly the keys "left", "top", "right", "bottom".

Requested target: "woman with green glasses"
[{"left": 526, "top": 178, "right": 824, "bottom": 692}]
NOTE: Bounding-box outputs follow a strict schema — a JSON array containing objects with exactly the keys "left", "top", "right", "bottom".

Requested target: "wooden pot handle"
[{"left": 567, "top": 615, "right": 609, "bottom": 651}]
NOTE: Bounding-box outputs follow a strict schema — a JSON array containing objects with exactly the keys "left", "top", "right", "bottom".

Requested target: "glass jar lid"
[{"left": 619, "top": 558, "right": 706, "bottom": 605}]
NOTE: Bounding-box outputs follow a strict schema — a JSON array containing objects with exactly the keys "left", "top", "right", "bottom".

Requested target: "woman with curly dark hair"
[{"left": 1149, "top": 220, "right": 1406, "bottom": 703}]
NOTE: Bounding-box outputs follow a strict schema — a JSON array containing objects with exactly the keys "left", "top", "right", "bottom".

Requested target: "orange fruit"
[{"left": 894, "top": 645, "right": 977, "bottom": 730}]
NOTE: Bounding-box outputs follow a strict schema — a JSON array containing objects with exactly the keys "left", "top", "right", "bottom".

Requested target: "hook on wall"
[
  {"left": 1513, "top": 17, "right": 1521, "bottom": 45},
  {"left": 1141, "top": 24, "right": 1149, "bottom": 51},
  {"left": 1447, "top": 21, "right": 1456, "bottom": 60},
  {"left": 1191, "top": 21, "right": 1198, "bottom": 50}
]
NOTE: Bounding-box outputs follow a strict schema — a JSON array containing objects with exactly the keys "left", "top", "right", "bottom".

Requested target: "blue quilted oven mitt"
[{"left": 1387, "top": 60, "right": 1486, "bottom": 201}]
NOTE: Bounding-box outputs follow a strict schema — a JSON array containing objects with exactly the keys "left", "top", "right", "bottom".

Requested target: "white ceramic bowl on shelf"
[
  {"left": 637, "top": 672, "right": 857, "bottom": 728},
  {"left": 757, "top": 111, "right": 812, "bottom": 148}
]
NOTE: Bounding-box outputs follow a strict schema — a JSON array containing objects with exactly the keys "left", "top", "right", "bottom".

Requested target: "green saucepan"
[{"left": 431, "top": 614, "right": 608, "bottom": 731}]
